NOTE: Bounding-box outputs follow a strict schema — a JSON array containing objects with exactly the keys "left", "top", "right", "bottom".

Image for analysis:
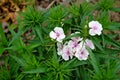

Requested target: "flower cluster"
[
  {"left": 56, "top": 35, "right": 94, "bottom": 61},
  {"left": 49, "top": 21, "right": 102, "bottom": 61}
]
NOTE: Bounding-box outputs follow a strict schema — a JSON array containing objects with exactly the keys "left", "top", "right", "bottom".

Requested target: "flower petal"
[
  {"left": 49, "top": 31, "right": 56, "bottom": 39},
  {"left": 54, "top": 27, "right": 64, "bottom": 34},
  {"left": 89, "top": 21, "right": 96, "bottom": 28},
  {"left": 89, "top": 29, "right": 96, "bottom": 36},
  {"left": 97, "top": 31, "right": 102, "bottom": 35},
  {"left": 56, "top": 38, "right": 63, "bottom": 42},
  {"left": 98, "top": 23, "right": 103, "bottom": 31},
  {"left": 62, "top": 53, "right": 69, "bottom": 61},
  {"left": 59, "top": 34, "right": 66, "bottom": 40},
  {"left": 57, "top": 42, "right": 63, "bottom": 55},
  {"left": 85, "top": 39, "right": 95, "bottom": 49}
]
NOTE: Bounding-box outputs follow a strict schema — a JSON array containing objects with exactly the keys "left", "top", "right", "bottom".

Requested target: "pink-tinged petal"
[
  {"left": 62, "top": 45, "right": 73, "bottom": 61},
  {"left": 70, "top": 32, "right": 82, "bottom": 42},
  {"left": 85, "top": 39, "right": 95, "bottom": 50},
  {"left": 75, "top": 48, "right": 89, "bottom": 60},
  {"left": 89, "top": 29, "right": 96, "bottom": 36},
  {"left": 54, "top": 27, "right": 64, "bottom": 34},
  {"left": 68, "top": 40, "right": 78, "bottom": 48},
  {"left": 97, "top": 31, "right": 102, "bottom": 35},
  {"left": 62, "top": 53, "right": 69, "bottom": 61},
  {"left": 95, "top": 26, "right": 102, "bottom": 33},
  {"left": 56, "top": 33, "right": 65, "bottom": 42},
  {"left": 76, "top": 41, "right": 85, "bottom": 51},
  {"left": 59, "top": 34, "right": 66, "bottom": 40},
  {"left": 57, "top": 42, "right": 63, "bottom": 55},
  {"left": 68, "top": 40, "right": 74, "bottom": 47},
  {"left": 89, "top": 21, "right": 96, "bottom": 28},
  {"left": 49, "top": 31, "right": 57, "bottom": 39},
  {"left": 54, "top": 27, "right": 63, "bottom": 31},
  {"left": 56, "top": 34, "right": 65, "bottom": 42},
  {"left": 68, "top": 39, "right": 81, "bottom": 53},
  {"left": 71, "top": 37, "right": 83, "bottom": 42}
]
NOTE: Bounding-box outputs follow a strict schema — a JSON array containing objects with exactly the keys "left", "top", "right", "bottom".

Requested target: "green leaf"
[
  {"left": 34, "top": 26, "right": 44, "bottom": 43},
  {"left": 26, "top": 42, "right": 42, "bottom": 50},
  {"left": 63, "top": 59, "right": 87, "bottom": 69},
  {"left": 15, "top": 74, "right": 26, "bottom": 80},
  {"left": 97, "top": 0, "right": 115, "bottom": 11},
  {"left": 110, "top": 7, "right": 120, "bottom": 12},
  {"left": 10, "top": 55, "right": 26, "bottom": 66},
  {"left": 0, "top": 47, "right": 5, "bottom": 55},
  {"left": 104, "top": 34, "right": 120, "bottom": 48},
  {"left": 22, "top": 67, "right": 46, "bottom": 74},
  {"left": 92, "top": 37, "right": 104, "bottom": 51},
  {"left": 88, "top": 48, "right": 102, "bottom": 79},
  {"left": 108, "top": 22, "right": 120, "bottom": 30},
  {"left": 8, "top": 27, "right": 26, "bottom": 46}
]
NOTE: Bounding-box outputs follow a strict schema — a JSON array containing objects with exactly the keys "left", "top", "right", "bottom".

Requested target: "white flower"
[
  {"left": 49, "top": 27, "right": 65, "bottom": 42},
  {"left": 68, "top": 40, "right": 79, "bottom": 53},
  {"left": 62, "top": 45, "right": 73, "bottom": 61},
  {"left": 68, "top": 37, "right": 82, "bottom": 53},
  {"left": 85, "top": 39, "right": 95, "bottom": 50},
  {"left": 89, "top": 21, "right": 103, "bottom": 36},
  {"left": 75, "top": 47, "right": 89, "bottom": 60}
]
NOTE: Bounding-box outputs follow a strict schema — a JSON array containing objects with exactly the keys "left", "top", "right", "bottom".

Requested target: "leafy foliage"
[{"left": 0, "top": 0, "right": 120, "bottom": 80}]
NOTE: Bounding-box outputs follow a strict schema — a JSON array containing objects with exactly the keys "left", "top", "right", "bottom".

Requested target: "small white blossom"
[
  {"left": 49, "top": 27, "right": 65, "bottom": 42},
  {"left": 89, "top": 21, "right": 103, "bottom": 36},
  {"left": 62, "top": 45, "right": 73, "bottom": 61},
  {"left": 68, "top": 40, "right": 79, "bottom": 53},
  {"left": 75, "top": 47, "right": 89, "bottom": 60}
]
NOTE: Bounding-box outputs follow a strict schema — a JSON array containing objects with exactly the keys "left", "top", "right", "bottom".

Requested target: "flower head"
[
  {"left": 75, "top": 47, "right": 89, "bottom": 60},
  {"left": 49, "top": 27, "right": 65, "bottom": 42},
  {"left": 89, "top": 21, "right": 103, "bottom": 36},
  {"left": 68, "top": 40, "right": 79, "bottom": 53},
  {"left": 68, "top": 37, "right": 82, "bottom": 52},
  {"left": 62, "top": 45, "right": 73, "bottom": 61}
]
